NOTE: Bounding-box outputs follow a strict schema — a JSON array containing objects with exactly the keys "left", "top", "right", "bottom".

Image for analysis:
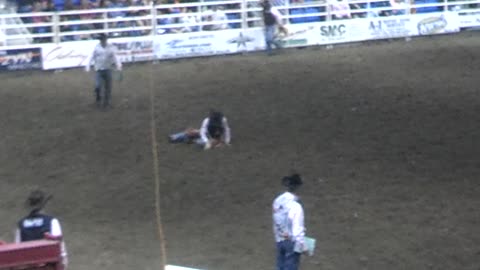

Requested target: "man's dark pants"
[
  {"left": 276, "top": 240, "right": 301, "bottom": 270},
  {"left": 95, "top": 69, "right": 112, "bottom": 107}
]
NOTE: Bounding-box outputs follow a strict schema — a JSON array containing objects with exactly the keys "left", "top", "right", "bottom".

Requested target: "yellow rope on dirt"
[{"left": 149, "top": 59, "right": 168, "bottom": 270}]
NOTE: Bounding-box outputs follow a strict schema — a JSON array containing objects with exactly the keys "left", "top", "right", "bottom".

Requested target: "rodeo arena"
[{"left": 0, "top": 0, "right": 479, "bottom": 269}]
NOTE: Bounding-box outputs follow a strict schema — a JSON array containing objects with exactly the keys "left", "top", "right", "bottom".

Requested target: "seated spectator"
[
  {"left": 77, "top": 0, "right": 98, "bottom": 39},
  {"left": 168, "top": 110, "right": 232, "bottom": 150},
  {"left": 107, "top": 0, "right": 127, "bottom": 36},
  {"left": 349, "top": 0, "right": 367, "bottom": 18},
  {"left": 367, "top": 0, "right": 392, "bottom": 17},
  {"left": 201, "top": 6, "right": 229, "bottom": 31},
  {"left": 330, "top": 0, "right": 351, "bottom": 20},
  {"left": 17, "top": 0, "right": 34, "bottom": 24},
  {"left": 126, "top": 0, "right": 148, "bottom": 36},
  {"left": 157, "top": 8, "right": 173, "bottom": 34},
  {"left": 179, "top": 7, "right": 200, "bottom": 32},
  {"left": 31, "top": 1, "right": 52, "bottom": 43},
  {"left": 225, "top": 3, "right": 241, "bottom": 29},
  {"left": 389, "top": 0, "right": 407, "bottom": 15}
]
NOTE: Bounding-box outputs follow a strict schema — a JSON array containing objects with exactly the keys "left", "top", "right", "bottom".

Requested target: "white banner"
[
  {"left": 41, "top": 40, "right": 96, "bottom": 70},
  {"left": 317, "top": 19, "right": 370, "bottom": 45},
  {"left": 457, "top": 12, "right": 480, "bottom": 28},
  {"left": 278, "top": 23, "right": 318, "bottom": 48},
  {"left": 366, "top": 16, "right": 414, "bottom": 39},
  {"left": 363, "top": 12, "right": 459, "bottom": 40},
  {"left": 413, "top": 12, "right": 460, "bottom": 36},
  {"left": 110, "top": 36, "right": 158, "bottom": 63},
  {"left": 155, "top": 29, "right": 264, "bottom": 59}
]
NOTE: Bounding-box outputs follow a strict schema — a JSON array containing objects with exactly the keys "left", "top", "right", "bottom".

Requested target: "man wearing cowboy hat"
[
  {"left": 85, "top": 33, "right": 122, "bottom": 109},
  {"left": 15, "top": 190, "right": 68, "bottom": 268},
  {"left": 272, "top": 174, "right": 307, "bottom": 270}
]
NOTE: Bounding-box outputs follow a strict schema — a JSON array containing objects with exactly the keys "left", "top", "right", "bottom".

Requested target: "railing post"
[
  {"left": 285, "top": 0, "right": 290, "bottom": 25},
  {"left": 53, "top": 12, "right": 60, "bottom": 44},
  {"left": 103, "top": 10, "right": 108, "bottom": 34},
  {"left": 151, "top": 2, "right": 157, "bottom": 36},
  {"left": 241, "top": 0, "right": 247, "bottom": 30},
  {"left": 326, "top": 0, "right": 332, "bottom": 21},
  {"left": 0, "top": 16, "right": 5, "bottom": 46}
]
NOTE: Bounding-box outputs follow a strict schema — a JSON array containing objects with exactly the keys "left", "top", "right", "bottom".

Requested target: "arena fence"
[{"left": 0, "top": 0, "right": 479, "bottom": 70}]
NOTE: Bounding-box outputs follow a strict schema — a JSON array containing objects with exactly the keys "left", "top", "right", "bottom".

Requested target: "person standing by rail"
[
  {"left": 85, "top": 34, "right": 122, "bottom": 109},
  {"left": 260, "top": 0, "right": 287, "bottom": 55}
]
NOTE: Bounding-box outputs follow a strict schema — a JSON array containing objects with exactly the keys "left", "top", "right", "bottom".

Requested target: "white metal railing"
[{"left": 0, "top": 0, "right": 479, "bottom": 48}]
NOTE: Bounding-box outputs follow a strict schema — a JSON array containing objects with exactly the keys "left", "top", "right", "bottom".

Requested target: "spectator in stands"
[
  {"left": 225, "top": 3, "right": 241, "bottom": 29},
  {"left": 178, "top": 7, "right": 200, "bottom": 32},
  {"left": 107, "top": 0, "right": 127, "bottom": 36},
  {"left": 17, "top": 0, "right": 34, "bottom": 13},
  {"left": 367, "top": 0, "right": 392, "bottom": 17},
  {"left": 330, "top": 0, "right": 351, "bottom": 20},
  {"left": 349, "top": 0, "right": 367, "bottom": 18},
  {"left": 78, "top": 0, "right": 97, "bottom": 39},
  {"left": 389, "top": 0, "right": 407, "bottom": 15},
  {"left": 15, "top": 190, "right": 68, "bottom": 269},
  {"left": 126, "top": 0, "right": 149, "bottom": 35},
  {"left": 60, "top": 0, "right": 82, "bottom": 41},
  {"left": 31, "top": 0, "right": 52, "bottom": 43},
  {"left": 212, "top": 6, "right": 229, "bottom": 30}
]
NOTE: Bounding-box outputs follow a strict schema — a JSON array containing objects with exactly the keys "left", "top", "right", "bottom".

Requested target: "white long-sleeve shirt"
[
  {"left": 272, "top": 192, "right": 305, "bottom": 249},
  {"left": 199, "top": 116, "right": 231, "bottom": 144},
  {"left": 86, "top": 43, "right": 122, "bottom": 71}
]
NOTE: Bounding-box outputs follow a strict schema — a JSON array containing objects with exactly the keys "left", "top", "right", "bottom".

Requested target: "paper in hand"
[{"left": 304, "top": 236, "right": 316, "bottom": 256}]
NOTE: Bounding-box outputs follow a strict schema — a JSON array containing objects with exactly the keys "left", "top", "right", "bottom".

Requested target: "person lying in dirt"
[{"left": 168, "top": 110, "right": 231, "bottom": 150}]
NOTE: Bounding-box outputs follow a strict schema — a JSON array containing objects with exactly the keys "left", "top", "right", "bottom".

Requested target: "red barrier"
[{"left": 0, "top": 240, "right": 62, "bottom": 270}]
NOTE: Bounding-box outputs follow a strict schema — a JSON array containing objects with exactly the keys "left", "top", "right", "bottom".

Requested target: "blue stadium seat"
[
  {"left": 289, "top": 8, "right": 305, "bottom": 24},
  {"left": 304, "top": 7, "right": 321, "bottom": 22},
  {"left": 226, "top": 12, "right": 241, "bottom": 29},
  {"left": 415, "top": 0, "right": 442, "bottom": 13}
]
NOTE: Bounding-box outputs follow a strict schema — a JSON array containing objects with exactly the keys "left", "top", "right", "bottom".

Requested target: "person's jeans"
[
  {"left": 95, "top": 69, "right": 112, "bottom": 106},
  {"left": 265, "top": 25, "right": 282, "bottom": 53},
  {"left": 276, "top": 240, "right": 301, "bottom": 270},
  {"left": 168, "top": 131, "right": 203, "bottom": 145}
]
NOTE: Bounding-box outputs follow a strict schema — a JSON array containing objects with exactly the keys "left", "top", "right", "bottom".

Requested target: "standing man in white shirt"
[
  {"left": 85, "top": 34, "right": 122, "bottom": 109},
  {"left": 273, "top": 174, "right": 306, "bottom": 270},
  {"left": 15, "top": 190, "right": 68, "bottom": 269}
]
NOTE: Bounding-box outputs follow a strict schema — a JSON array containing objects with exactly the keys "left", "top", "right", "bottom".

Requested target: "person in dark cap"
[
  {"left": 15, "top": 190, "right": 68, "bottom": 268},
  {"left": 85, "top": 33, "right": 122, "bottom": 109},
  {"left": 272, "top": 173, "right": 307, "bottom": 270}
]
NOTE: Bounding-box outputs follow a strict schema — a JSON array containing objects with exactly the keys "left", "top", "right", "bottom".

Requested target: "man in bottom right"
[{"left": 272, "top": 173, "right": 307, "bottom": 270}]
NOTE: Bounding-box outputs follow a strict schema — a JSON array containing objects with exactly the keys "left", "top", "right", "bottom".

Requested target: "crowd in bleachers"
[{"left": 9, "top": 0, "right": 467, "bottom": 43}]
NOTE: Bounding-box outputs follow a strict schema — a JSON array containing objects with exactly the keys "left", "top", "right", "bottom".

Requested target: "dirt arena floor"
[{"left": 1, "top": 31, "right": 479, "bottom": 270}]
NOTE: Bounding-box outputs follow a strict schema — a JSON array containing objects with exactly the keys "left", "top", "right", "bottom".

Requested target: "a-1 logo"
[{"left": 320, "top": 24, "right": 346, "bottom": 37}]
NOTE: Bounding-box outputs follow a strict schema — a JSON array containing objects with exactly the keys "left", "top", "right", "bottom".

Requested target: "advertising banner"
[
  {"left": 41, "top": 40, "right": 96, "bottom": 70},
  {"left": 363, "top": 12, "right": 459, "bottom": 40},
  {"left": 110, "top": 36, "right": 158, "bottom": 63},
  {"left": 278, "top": 23, "right": 318, "bottom": 48},
  {"left": 317, "top": 19, "right": 369, "bottom": 45},
  {"left": 155, "top": 29, "right": 264, "bottom": 59},
  {"left": 366, "top": 15, "right": 414, "bottom": 39},
  {"left": 413, "top": 12, "right": 460, "bottom": 36},
  {"left": 0, "top": 48, "right": 42, "bottom": 71},
  {"left": 457, "top": 12, "right": 480, "bottom": 28}
]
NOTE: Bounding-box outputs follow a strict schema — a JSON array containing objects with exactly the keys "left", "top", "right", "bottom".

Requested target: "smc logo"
[{"left": 320, "top": 25, "right": 346, "bottom": 37}]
